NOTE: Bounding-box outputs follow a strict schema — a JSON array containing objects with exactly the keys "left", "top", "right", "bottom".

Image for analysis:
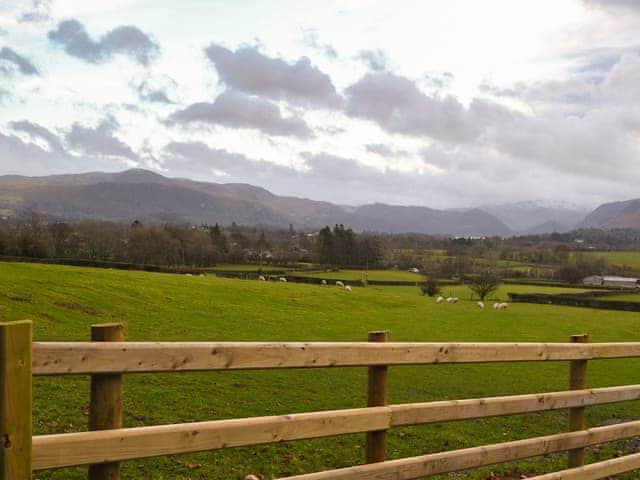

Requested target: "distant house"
[{"left": 583, "top": 275, "right": 640, "bottom": 289}]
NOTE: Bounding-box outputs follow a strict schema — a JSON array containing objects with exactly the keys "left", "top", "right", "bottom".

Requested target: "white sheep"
[
  {"left": 320, "top": 279, "right": 327, "bottom": 286},
  {"left": 497, "top": 302, "right": 509, "bottom": 310},
  {"left": 279, "top": 277, "right": 287, "bottom": 282},
  {"left": 436, "top": 296, "right": 445, "bottom": 304},
  {"left": 185, "top": 273, "right": 192, "bottom": 277},
  {"left": 258, "top": 275, "right": 266, "bottom": 281},
  {"left": 493, "top": 302, "right": 499, "bottom": 310},
  {"left": 446, "top": 297, "right": 458, "bottom": 304},
  {"left": 336, "top": 280, "right": 345, "bottom": 287},
  {"left": 477, "top": 301, "right": 485, "bottom": 309},
  {"left": 345, "top": 285, "right": 352, "bottom": 292}
]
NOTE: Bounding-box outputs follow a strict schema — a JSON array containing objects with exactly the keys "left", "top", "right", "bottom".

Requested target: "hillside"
[
  {"left": 480, "top": 201, "right": 587, "bottom": 234},
  {"left": 581, "top": 198, "right": 640, "bottom": 230},
  {"left": 0, "top": 169, "right": 512, "bottom": 236}
]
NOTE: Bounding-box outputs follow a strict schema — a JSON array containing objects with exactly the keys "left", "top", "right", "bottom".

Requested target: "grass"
[
  {"left": 574, "top": 251, "right": 640, "bottom": 270},
  {"left": 298, "top": 269, "right": 425, "bottom": 282},
  {"left": 2, "top": 261, "right": 640, "bottom": 479}
]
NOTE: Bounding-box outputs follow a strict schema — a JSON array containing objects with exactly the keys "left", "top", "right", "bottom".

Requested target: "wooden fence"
[{"left": 2, "top": 320, "right": 640, "bottom": 479}]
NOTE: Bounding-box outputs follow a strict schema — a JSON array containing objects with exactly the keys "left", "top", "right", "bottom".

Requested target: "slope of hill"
[
  {"left": 480, "top": 201, "right": 587, "bottom": 234},
  {"left": 582, "top": 198, "right": 640, "bottom": 230},
  {"left": 0, "top": 169, "right": 512, "bottom": 235}
]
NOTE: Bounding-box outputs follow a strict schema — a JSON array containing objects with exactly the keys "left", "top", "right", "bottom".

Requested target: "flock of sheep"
[
  {"left": 258, "top": 275, "right": 353, "bottom": 292},
  {"left": 435, "top": 296, "right": 509, "bottom": 310}
]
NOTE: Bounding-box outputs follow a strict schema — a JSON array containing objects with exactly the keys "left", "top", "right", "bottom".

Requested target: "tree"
[
  {"left": 467, "top": 271, "right": 501, "bottom": 300},
  {"left": 420, "top": 278, "right": 440, "bottom": 297}
]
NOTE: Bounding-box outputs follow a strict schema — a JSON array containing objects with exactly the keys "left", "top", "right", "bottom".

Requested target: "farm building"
[{"left": 582, "top": 275, "right": 640, "bottom": 289}]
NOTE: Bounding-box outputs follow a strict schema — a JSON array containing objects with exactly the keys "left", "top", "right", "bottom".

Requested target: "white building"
[{"left": 583, "top": 275, "right": 640, "bottom": 289}]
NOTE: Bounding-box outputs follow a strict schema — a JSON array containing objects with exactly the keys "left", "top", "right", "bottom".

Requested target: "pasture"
[
  {"left": 298, "top": 269, "right": 425, "bottom": 282},
  {"left": 574, "top": 250, "right": 640, "bottom": 270},
  {"left": 2, "top": 262, "right": 640, "bottom": 479}
]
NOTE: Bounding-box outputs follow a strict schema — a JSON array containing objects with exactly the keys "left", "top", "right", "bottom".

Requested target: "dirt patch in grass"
[
  {"left": 54, "top": 301, "right": 101, "bottom": 315},
  {"left": 4, "top": 292, "right": 32, "bottom": 302}
]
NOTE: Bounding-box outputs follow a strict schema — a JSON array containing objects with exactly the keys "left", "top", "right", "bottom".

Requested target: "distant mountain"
[
  {"left": 582, "top": 198, "right": 640, "bottom": 230},
  {"left": 0, "top": 169, "right": 513, "bottom": 236},
  {"left": 480, "top": 201, "right": 588, "bottom": 234}
]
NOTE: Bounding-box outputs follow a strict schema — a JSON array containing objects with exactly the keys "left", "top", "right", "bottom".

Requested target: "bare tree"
[{"left": 467, "top": 271, "right": 501, "bottom": 300}]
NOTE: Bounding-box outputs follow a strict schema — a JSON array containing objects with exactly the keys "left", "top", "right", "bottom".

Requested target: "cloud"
[
  {"left": 66, "top": 116, "right": 138, "bottom": 160},
  {"left": 204, "top": 43, "right": 342, "bottom": 107},
  {"left": 0, "top": 47, "right": 39, "bottom": 75},
  {"left": 583, "top": 0, "right": 640, "bottom": 12},
  {"left": 9, "top": 120, "right": 64, "bottom": 153},
  {"left": 365, "top": 143, "right": 410, "bottom": 158},
  {"left": 18, "top": 0, "right": 51, "bottom": 23},
  {"left": 48, "top": 19, "right": 159, "bottom": 65},
  {"left": 356, "top": 49, "right": 388, "bottom": 72},
  {"left": 302, "top": 30, "right": 338, "bottom": 59},
  {"left": 168, "top": 90, "right": 313, "bottom": 138},
  {"left": 136, "top": 79, "right": 174, "bottom": 104},
  {"left": 345, "top": 72, "right": 478, "bottom": 142}
]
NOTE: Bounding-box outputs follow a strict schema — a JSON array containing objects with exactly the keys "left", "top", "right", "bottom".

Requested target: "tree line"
[{"left": 0, "top": 211, "right": 383, "bottom": 268}]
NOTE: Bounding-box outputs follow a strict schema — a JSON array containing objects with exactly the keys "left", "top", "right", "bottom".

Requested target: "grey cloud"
[
  {"left": 583, "top": 0, "right": 640, "bottom": 12},
  {"left": 345, "top": 72, "right": 478, "bottom": 142},
  {"left": 0, "top": 47, "right": 39, "bottom": 75},
  {"left": 365, "top": 143, "right": 410, "bottom": 158},
  {"left": 66, "top": 116, "right": 138, "bottom": 160},
  {"left": 48, "top": 19, "right": 159, "bottom": 65},
  {"left": 168, "top": 90, "right": 313, "bottom": 138},
  {"left": 0, "top": 127, "right": 130, "bottom": 175},
  {"left": 302, "top": 30, "right": 338, "bottom": 59},
  {"left": 10, "top": 120, "right": 64, "bottom": 153},
  {"left": 19, "top": 0, "right": 51, "bottom": 23},
  {"left": 136, "top": 79, "right": 174, "bottom": 104},
  {"left": 356, "top": 49, "right": 388, "bottom": 72},
  {"left": 204, "top": 43, "right": 342, "bottom": 107}
]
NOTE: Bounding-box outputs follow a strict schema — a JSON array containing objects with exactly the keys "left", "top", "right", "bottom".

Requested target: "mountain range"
[{"left": 0, "top": 169, "right": 636, "bottom": 236}]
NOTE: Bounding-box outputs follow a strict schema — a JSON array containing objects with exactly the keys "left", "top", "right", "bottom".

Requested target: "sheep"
[
  {"left": 446, "top": 297, "right": 458, "bottom": 304},
  {"left": 345, "top": 285, "right": 352, "bottom": 292},
  {"left": 477, "top": 301, "right": 485, "bottom": 309},
  {"left": 436, "top": 296, "right": 445, "bottom": 304},
  {"left": 336, "top": 280, "right": 345, "bottom": 288},
  {"left": 497, "top": 302, "right": 509, "bottom": 310},
  {"left": 258, "top": 275, "right": 266, "bottom": 281},
  {"left": 320, "top": 279, "right": 327, "bottom": 286},
  {"left": 185, "top": 273, "right": 192, "bottom": 277},
  {"left": 493, "top": 302, "right": 500, "bottom": 310},
  {"left": 279, "top": 277, "right": 287, "bottom": 282}
]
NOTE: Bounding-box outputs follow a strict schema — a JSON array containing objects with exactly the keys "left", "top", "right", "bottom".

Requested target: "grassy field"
[
  {"left": 299, "top": 269, "right": 425, "bottom": 282},
  {"left": 574, "top": 250, "right": 640, "bottom": 270},
  {"left": 2, "top": 262, "right": 640, "bottom": 479}
]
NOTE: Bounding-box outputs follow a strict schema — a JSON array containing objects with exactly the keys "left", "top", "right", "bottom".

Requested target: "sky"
[{"left": 0, "top": 0, "right": 639, "bottom": 209}]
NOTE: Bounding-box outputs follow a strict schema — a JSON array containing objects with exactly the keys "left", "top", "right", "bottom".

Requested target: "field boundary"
[
  {"left": 509, "top": 291, "right": 640, "bottom": 312},
  {"left": 3, "top": 321, "right": 640, "bottom": 479}
]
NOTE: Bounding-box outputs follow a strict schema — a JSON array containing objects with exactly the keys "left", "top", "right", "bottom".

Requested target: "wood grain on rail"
[{"left": 31, "top": 341, "right": 640, "bottom": 375}]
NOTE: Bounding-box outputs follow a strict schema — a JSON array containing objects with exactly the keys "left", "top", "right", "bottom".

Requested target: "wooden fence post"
[
  {"left": 89, "top": 323, "right": 124, "bottom": 480},
  {"left": 568, "top": 333, "right": 589, "bottom": 468},
  {"left": 0, "top": 320, "right": 32, "bottom": 480},
  {"left": 365, "top": 330, "right": 389, "bottom": 463}
]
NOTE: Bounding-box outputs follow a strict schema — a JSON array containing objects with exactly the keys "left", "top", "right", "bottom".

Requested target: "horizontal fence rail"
[
  {"left": 528, "top": 451, "right": 640, "bottom": 480},
  {"left": 2, "top": 320, "right": 640, "bottom": 480},
  {"left": 276, "top": 421, "right": 640, "bottom": 480},
  {"left": 32, "top": 341, "right": 640, "bottom": 375},
  {"left": 31, "top": 385, "right": 640, "bottom": 470}
]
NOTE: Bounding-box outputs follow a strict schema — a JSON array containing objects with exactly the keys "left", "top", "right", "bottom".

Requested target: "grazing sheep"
[
  {"left": 477, "top": 301, "right": 485, "bottom": 309},
  {"left": 493, "top": 302, "right": 499, "bottom": 310},
  {"left": 345, "top": 285, "right": 352, "bottom": 292},
  {"left": 279, "top": 277, "right": 287, "bottom": 282},
  {"left": 497, "top": 302, "right": 509, "bottom": 310},
  {"left": 446, "top": 297, "right": 458, "bottom": 304},
  {"left": 258, "top": 275, "right": 266, "bottom": 281},
  {"left": 320, "top": 279, "right": 327, "bottom": 286},
  {"left": 436, "top": 296, "right": 445, "bottom": 304},
  {"left": 185, "top": 273, "right": 192, "bottom": 277},
  {"left": 336, "top": 280, "right": 345, "bottom": 287}
]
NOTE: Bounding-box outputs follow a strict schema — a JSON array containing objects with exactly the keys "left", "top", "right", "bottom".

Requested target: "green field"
[
  {"left": 2, "top": 262, "right": 640, "bottom": 479},
  {"left": 574, "top": 251, "right": 640, "bottom": 270},
  {"left": 300, "top": 269, "right": 425, "bottom": 282}
]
